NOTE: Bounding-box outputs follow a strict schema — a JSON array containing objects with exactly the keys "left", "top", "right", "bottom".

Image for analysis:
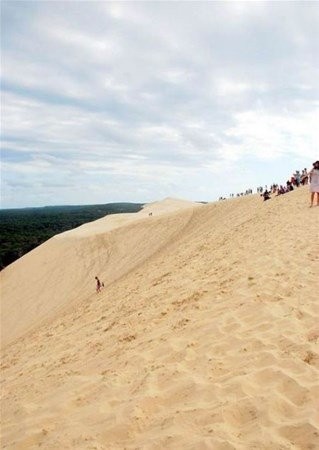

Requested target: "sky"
[{"left": 1, "top": 1, "right": 319, "bottom": 208}]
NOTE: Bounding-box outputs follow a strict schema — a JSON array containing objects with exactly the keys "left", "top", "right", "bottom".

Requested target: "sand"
[{"left": 1, "top": 188, "right": 318, "bottom": 449}]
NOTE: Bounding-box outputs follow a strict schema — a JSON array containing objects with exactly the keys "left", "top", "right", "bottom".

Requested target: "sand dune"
[
  {"left": 1, "top": 189, "right": 319, "bottom": 449},
  {"left": 1, "top": 198, "right": 201, "bottom": 347}
]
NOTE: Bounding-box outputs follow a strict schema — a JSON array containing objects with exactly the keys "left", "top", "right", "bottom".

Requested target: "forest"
[{"left": 0, "top": 203, "right": 144, "bottom": 269}]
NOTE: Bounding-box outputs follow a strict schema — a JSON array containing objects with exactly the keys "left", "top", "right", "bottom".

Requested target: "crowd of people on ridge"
[
  {"left": 260, "top": 162, "right": 319, "bottom": 205},
  {"left": 219, "top": 161, "right": 319, "bottom": 207}
]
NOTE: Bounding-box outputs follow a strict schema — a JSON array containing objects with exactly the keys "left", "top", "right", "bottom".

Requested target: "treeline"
[{"left": 0, "top": 203, "right": 144, "bottom": 269}]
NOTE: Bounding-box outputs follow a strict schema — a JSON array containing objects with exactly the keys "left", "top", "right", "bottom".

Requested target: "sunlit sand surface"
[{"left": 1, "top": 188, "right": 318, "bottom": 449}]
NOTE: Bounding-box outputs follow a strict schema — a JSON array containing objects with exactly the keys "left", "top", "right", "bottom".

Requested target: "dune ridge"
[{"left": 1, "top": 189, "right": 319, "bottom": 449}]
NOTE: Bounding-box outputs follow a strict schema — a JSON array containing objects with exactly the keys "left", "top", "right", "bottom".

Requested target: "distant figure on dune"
[
  {"left": 301, "top": 168, "right": 309, "bottom": 185},
  {"left": 95, "top": 276, "right": 102, "bottom": 293},
  {"left": 293, "top": 170, "right": 301, "bottom": 187},
  {"left": 263, "top": 190, "right": 271, "bottom": 201},
  {"left": 308, "top": 160, "right": 319, "bottom": 207},
  {"left": 286, "top": 180, "right": 294, "bottom": 192}
]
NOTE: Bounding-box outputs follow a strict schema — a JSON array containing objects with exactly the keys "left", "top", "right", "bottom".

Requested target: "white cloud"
[
  {"left": 214, "top": 79, "right": 270, "bottom": 97},
  {"left": 1, "top": 1, "right": 319, "bottom": 207},
  {"left": 221, "top": 107, "right": 319, "bottom": 161}
]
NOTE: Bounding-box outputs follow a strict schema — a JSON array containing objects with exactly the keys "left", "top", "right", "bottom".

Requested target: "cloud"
[
  {"left": 220, "top": 107, "right": 319, "bottom": 161},
  {"left": 1, "top": 1, "right": 319, "bottom": 207}
]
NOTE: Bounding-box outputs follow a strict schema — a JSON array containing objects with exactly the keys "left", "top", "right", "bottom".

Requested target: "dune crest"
[
  {"left": 1, "top": 187, "right": 318, "bottom": 449},
  {"left": 56, "top": 197, "right": 201, "bottom": 238}
]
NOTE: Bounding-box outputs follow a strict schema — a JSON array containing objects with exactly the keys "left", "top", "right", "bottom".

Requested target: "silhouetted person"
[
  {"left": 263, "top": 190, "right": 271, "bottom": 201},
  {"left": 95, "top": 276, "right": 102, "bottom": 293}
]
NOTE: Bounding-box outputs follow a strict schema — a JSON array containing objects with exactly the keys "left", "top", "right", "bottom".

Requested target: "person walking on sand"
[
  {"left": 95, "top": 276, "right": 102, "bottom": 293},
  {"left": 308, "top": 160, "right": 319, "bottom": 207}
]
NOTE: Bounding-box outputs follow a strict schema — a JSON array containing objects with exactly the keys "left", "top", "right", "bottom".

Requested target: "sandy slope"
[
  {"left": 1, "top": 198, "right": 201, "bottom": 347},
  {"left": 1, "top": 189, "right": 319, "bottom": 449}
]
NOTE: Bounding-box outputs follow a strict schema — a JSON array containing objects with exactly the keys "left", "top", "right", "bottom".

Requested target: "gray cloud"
[{"left": 1, "top": 1, "right": 319, "bottom": 207}]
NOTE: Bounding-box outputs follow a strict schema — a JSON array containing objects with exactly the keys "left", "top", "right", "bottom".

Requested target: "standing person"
[
  {"left": 308, "top": 161, "right": 319, "bottom": 207},
  {"left": 301, "top": 168, "right": 308, "bottom": 185},
  {"left": 95, "top": 276, "right": 102, "bottom": 293},
  {"left": 294, "top": 170, "right": 301, "bottom": 187}
]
